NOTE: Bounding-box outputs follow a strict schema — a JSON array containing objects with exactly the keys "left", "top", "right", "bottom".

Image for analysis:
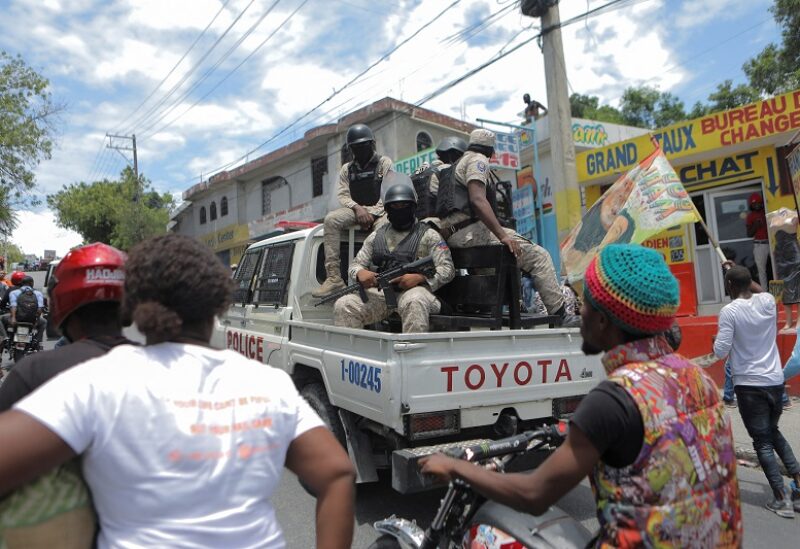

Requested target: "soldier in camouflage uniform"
[
  {"left": 313, "top": 123, "right": 394, "bottom": 298},
  {"left": 334, "top": 184, "right": 455, "bottom": 333},
  {"left": 438, "top": 128, "right": 577, "bottom": 325}
]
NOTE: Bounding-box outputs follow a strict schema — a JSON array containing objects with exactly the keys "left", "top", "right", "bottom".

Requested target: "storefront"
[
  {"left": 574, "top": 89, "right": 800, "bottom": 392},
  {"left": 200, "top": 223, "right": 250, "bottom": 267}
]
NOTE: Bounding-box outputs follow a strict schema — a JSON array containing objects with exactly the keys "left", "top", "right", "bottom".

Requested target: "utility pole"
[
  {"left": 107, "top": 133, "right": 143, "bottom": 243},
  {"left": 522, "top": 0, "right": 581, "bottom": 271}
]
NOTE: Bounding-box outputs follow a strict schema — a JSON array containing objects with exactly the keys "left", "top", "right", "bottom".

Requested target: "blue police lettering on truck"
[{"left": 341, "top": 358, "right": 382, "bottom": 393}]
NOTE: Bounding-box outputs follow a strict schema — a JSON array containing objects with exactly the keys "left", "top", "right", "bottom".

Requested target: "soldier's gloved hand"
[
  {"left": 357, "top": 270, "right": 378, "bottom": 289},
  {"left": 353, "top": 205, "right": 374, "bottom": 229},
  {"left": 391, "top": 273, "right": 426, "bottom": 290}
]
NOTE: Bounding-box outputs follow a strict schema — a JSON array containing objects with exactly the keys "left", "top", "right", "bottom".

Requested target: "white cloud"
[
  {"left": 127, "top": 0, "right": 225, "bottom": 31},
  {"left": 675, "top": 0, "right": 752, "bottom": 29},
  {"left": 11, "top": 210, "right": 83, "bottom": 257},
  {"left": 94, "top": 39, "right": 183, "bottom": 81}
]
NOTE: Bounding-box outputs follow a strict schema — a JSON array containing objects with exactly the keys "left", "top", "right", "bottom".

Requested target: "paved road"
[{"left": 274, "top": 462, "right": 800, "bottom": 548}]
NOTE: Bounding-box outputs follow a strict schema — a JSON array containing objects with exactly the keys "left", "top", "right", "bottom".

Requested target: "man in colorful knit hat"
[{"left": 420, "top": 244, "right": 742, "bottom": 547}]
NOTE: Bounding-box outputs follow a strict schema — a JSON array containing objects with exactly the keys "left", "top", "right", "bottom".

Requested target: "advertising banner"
[
  {"left": 512, "top": 184, "right": 536, "bottom": 241},
  {"left": 489, "top": 131, "right": 521, "bottom": 170},
  {"left": 577, "top": 89, "right": 800, "bottom": 182},
  {"left": 561, "top": 148, "right": 698, "bottom": 281}
]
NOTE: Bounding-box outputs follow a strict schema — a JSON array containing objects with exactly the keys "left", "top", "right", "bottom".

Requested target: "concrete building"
[{"left": 170, "top": 97, "right": 473, "bottom": 266}]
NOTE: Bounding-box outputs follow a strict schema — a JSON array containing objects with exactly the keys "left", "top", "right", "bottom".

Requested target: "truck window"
[
  {"left": 233, "top": 249, "right": 262, "bottom": 304},
  {"left": 254, "top": 243, "right": 294, "bottom": 306}
]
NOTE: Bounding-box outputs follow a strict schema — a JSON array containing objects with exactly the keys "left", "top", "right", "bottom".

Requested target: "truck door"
[
  {"left": 244, "top": 242, "right": 295, "bottom": 365},
  {"left": 217, "top": 247, "right": 262, "bottom": 351}
]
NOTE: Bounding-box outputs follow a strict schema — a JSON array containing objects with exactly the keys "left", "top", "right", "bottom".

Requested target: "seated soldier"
[
  {"left": 333, "top": 184, "right": 454, "bottom": 333},
  {"left": 313, "top": 123, "right": 393, "bottom": 298},
  {"left": 438, "top": 128, "right": 578, "bottom": 327}
]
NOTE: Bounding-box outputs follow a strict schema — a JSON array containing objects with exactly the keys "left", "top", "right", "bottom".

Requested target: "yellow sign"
[
  {"left": 642, "top": 225, "right": 691, "bottom": 265},
  {"left": 202, "top": 224, "right": 249, "bottom": 252},
  {"left": 578, "top": 89, "right": 800, "bottom": 182}
]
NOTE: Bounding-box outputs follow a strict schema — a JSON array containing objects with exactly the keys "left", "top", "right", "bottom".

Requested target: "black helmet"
[
  {"left": 22, "top": 275, "right": 34, "bottom": 287},
  {"left": 346, "top": 124, "right": 375, "bottom": 146},
  {"left": 383, "top": 183, "right": 417, "bottom": 206},
  {"left": 436, "top": 136, "right": 467, "bottom": 156}
]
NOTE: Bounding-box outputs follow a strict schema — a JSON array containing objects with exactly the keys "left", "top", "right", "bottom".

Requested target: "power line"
[
  {"left": 194, "top": 0, "right": 462, "bottom": 179},
  {"left": 137, "top": 0, "right": 285, "bottom": 138},
  {"left": 122, "top": 0, "right": 258, "bottom": 136},
  {"left": 111, "top": 0, "right": 232, "bottom": 135},
  {"left": 144, "top": 0, "right": 310, "bottom": 139}
]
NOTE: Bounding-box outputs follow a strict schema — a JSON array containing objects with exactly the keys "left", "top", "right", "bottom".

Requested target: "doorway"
[{"left": 691, "top": 183, "right": 768, "bottom": 309}]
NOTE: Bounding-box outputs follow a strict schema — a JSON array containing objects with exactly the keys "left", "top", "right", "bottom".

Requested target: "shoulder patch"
[
  {"left": 436, "top": 240, "right": 449, "bottom": 250},
  {"left": 476, "top": 161, "right": 487, "bottom": 173}
]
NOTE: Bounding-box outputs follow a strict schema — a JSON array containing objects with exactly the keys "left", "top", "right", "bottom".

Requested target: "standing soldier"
[
  {"left": 313, "top": 123, "right": 394, "bottom": 298},
  {"left": 334, "top": 184, "right": 454, "bottom": 333},
  {"left": 438, "top": 128, "right": 576, "bottom": 325}
]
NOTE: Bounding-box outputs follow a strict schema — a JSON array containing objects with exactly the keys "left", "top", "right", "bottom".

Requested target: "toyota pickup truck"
[{"left": 211, "top": 224, "right": 603, "bottom": 492}]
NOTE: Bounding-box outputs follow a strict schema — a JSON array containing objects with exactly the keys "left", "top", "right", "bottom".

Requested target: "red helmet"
[
  {"left": 748, "top": 192, "right": 764, "bottom": 207},
  {"left": 48, "top": 243, "right": 126, "bottom": 329},
  {"left": 10, "top": 271, "right": 25, "bottom": 286}
]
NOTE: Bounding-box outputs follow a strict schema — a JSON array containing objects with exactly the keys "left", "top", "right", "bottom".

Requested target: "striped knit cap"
[{"left": 584, "top": 244, "right": 679, "bottom": 335}]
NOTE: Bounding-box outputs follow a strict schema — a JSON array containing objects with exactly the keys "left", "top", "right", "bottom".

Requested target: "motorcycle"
[
  {"left": 369, "top": 424, "right": 593, "bottom": 549},
  {"left": 6, "top": 321, "right": 43, "bottom": 363}
]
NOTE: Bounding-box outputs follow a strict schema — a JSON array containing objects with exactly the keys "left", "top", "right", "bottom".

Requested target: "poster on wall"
[
  {"left": 788, "top": 145, "right": 800, "bottom": 213},
  {"left": 512, "top": 185, "right": 536, "bottom": 241},
  {"left": 489, "top": 132, "right": 521, "bottom": 170}
]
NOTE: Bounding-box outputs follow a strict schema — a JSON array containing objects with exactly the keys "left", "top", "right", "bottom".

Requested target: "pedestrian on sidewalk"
[{"left": 713, "top": 265, "right": 800, "bottom": 518}]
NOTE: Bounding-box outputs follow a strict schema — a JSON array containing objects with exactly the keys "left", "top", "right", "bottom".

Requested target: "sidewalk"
[{"left": 727, "top": 395, "right": 800, "bottom": 469}]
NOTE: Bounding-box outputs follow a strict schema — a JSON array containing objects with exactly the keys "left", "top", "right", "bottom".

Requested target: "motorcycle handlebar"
[{"left": 446, "top": 423, "right": 568, "bottom": 462}]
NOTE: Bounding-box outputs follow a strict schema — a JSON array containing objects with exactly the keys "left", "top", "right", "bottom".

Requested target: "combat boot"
[{"left": 312, "top": 275, "right": 346, "bottom": 298}]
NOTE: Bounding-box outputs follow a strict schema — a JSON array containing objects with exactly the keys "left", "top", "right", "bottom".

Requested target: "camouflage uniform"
[
  {"left": 334, "top": 225, "right": 454, "bottom": 333},
  {"left": 321, "top": 155, "right": 394, "bottom": 282},
  {"left": 440, "top": 146, "right": 564, "bottom": 315}
]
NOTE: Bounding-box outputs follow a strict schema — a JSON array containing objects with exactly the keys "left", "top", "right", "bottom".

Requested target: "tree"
[
  {"left": 569, "top": 93, "right": 624, "bottom": 124},
  {"left": 47, "top": 167, "right": 175, "bottom": 250},
  {"left": 2, "top": 242, "right": 25, "bottom": 266},
  {"left": 743, "top": 0, "right": 800, "bottom": 95},
  {"left": 618, "top": 86, "right": 687, "bottom": 129},
  {"left": 706, "top": 80, "right": 760, "bottom": 112},
  {"left": 0, "top": 51, "right": 61, "bottom": 229}
]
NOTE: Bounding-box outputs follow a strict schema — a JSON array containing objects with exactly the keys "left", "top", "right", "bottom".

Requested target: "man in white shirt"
[{"left": 714, "top": 265, "right": 800, "bottom": 518}]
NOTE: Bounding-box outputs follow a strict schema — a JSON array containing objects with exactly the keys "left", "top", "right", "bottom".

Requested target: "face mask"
[
  {"left": 350, "top": 143, "right": 374, "bottom": 166},
  {"left": 387, "top": 205, "right": 416, "bottom": 231}
]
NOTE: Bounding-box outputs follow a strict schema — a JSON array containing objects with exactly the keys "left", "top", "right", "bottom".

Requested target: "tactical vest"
[
  {"left": 590, "top": 341, "right": 742, "bottom": 548},
  {"left": 372, "top": 223, "right": 428, "bottom": 274},
  {"left": 348, "top": 155, "right": 384, "bottom": 206}
]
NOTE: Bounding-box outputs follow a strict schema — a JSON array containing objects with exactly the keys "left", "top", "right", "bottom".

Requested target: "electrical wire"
[
  {"left": 110, "top": 0, "right": 232, "bottom": 135},
  {"left": 136, "top": 0, "right": 285, "bottom": 138},
  {"left": 121, "top": 0, "right": 258, "bottom": 136},
  {"left": 142, "top": 0, "right": 308, "bottom": 140}
]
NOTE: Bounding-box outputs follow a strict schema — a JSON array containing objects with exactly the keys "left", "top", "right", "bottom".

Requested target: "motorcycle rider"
[
  {"left": 0, "top": 243, "right": 132, "bottom": 547},
  {"left": 421, "top": 244, "right": 742, "bottom": 547},
  {"left": 333, "top": 183, "right": 454, "bottom": 333},
  {"left": 313, "top": 123, "right": 394, "bottom": 298},
  {"left": 0, "top": 272, "right": 46, "bottom": 353}
]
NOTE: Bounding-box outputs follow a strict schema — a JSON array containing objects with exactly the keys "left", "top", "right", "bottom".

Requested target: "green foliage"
[
  {"left": 3, "top": 242, "right": 24, "bottom": 265},
  {"left": 569, "top": 93, "right": 624, "bottom": 124},
  {"left": 47, "top": 167, "right": 174, "bottom": 251},
  {"left": 619, "top": 86, "right": 687, "bottom": 129},
  {"left": 0, "top": 51, "right": 60, "bottom": 215},
  {"left": 745, "top": 0, "right": 800, "bottom": 95}
]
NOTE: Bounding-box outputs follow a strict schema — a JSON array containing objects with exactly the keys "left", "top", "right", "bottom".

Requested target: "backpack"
[
  {"left": 434, "top": 161, "right": 515, "bottom": 229},
  {"left": 15, "top": 288, "right": 39, "bottom": 323},
  {"left": 411, "top": 166, "right": 442, "bottom": 219}
]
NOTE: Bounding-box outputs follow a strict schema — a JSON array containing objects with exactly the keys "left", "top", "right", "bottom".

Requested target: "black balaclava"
[
  {"left": 350, "top": 142, "right": 375, "bottom": 167},
  {"left": 387, "top": 202, "right": 417, "bottom": 231}
]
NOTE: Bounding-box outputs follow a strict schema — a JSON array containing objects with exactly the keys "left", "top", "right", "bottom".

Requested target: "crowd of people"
[{"left": 0, "top": 124, "right": 798, "bottom": 547}]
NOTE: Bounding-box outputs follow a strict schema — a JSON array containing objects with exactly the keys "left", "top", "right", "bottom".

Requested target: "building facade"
[{"left": 170, "top": 97, "right": 474, "bottom": 266}]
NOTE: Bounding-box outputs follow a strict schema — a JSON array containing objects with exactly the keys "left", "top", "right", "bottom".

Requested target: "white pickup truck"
[{"left": 211, "top": 225, "right": 603, "bottom": 492}]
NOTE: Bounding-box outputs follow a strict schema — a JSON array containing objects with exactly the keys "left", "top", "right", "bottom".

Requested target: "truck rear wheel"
[{"left": 299, "top": 382, "right": 348, "bottom": 497}]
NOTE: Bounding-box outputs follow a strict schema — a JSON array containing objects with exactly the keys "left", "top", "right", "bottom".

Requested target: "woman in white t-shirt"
[{"left": 0, "top": 234, "right": 355, "bottom": 549}]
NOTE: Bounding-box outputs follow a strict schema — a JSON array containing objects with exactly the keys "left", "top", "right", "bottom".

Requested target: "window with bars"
[
  {"left": 220, "top": 196, "right": 228, "bottom": 216},
  {"left": 311, "top": 156, "right": 327, "bottom": 197},
  {"left": 261, "top": 181, "right": 272, "bottom": 215},
  {"left": 210, "top": 201, "right": 217, "bottom": 221},
  {"left": 199, "top": 206, "right": 207, "bottom": 224},
  {"left": 253, "top": 243, "right": 294, "bottom": 306},
  {"left": 416, "top": 131, "right": 433, "bottom": 152},
  {"left": 232, "top": 248, "right": 262, "bottom": 304}
]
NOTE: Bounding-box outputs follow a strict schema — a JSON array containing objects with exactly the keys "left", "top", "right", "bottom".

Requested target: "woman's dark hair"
[{"left": 123, "top": 234, "right": 234, "bottom": 343}]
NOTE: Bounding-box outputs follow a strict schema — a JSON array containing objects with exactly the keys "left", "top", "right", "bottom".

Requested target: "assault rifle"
[{"left": 314, "top": 256, "right": 435, "bottom": 309}]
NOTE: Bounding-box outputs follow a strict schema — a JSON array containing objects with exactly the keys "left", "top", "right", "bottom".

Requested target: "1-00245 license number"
[{"left": 340, "top": 359, "right": 381, "bottom": 393}]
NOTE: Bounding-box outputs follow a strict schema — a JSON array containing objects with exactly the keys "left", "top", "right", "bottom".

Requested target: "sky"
[{"left": 0, "top": 0, "right": 781, "bottom": 256}]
